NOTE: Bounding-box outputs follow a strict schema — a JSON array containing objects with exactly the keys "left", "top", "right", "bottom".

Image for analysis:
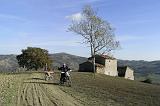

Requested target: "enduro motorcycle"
[{"left": 59, "top": 70, "right": 72, "bottom": 87}]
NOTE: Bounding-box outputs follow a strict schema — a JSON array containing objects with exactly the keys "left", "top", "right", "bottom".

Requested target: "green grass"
[
  {"left": 0, "top": 71, "right": 160, "bottom": 106},
  {"left": 135, "top": 73, "right": 160, "bottom": 85},
  {"left": 147, "top": 74, "right": 160, "bottom": 84},
  {"left": 59, "top": 72, "right": 160, "bottom": 106},
  {"left": 0, "top": 73, "right": 30, "bottom": 106}
]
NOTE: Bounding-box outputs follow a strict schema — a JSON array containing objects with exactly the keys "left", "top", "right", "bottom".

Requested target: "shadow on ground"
[
  {"left": 24, "top": 81, "right": 60, "bottom": 85},
  {"left": 26, "top": 78, "right": 45, "bottom": 80}
]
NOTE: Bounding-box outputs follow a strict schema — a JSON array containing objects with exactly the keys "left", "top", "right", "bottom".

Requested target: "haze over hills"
[
  {"left": 0, "top": 55, "right": 18, "bottom": 72},
  {"left": 49, "top": 53, "right": 87, "bottom": 70},
  {"left": 0, "top": 53, "right": 87, "bottom": 72},
  {"left": 118, "top": 60, "right": 160, "bottom": 75},
  {"left": 0, "top": 53, "right": 160, "bottom": 76}
]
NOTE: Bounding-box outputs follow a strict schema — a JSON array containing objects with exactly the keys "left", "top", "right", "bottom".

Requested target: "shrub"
[{"left": 142, "top": 78, "right": 152, "bottom": 84}]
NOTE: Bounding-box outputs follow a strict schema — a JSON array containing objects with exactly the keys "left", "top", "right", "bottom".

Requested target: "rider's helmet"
[{"left": 63, "top": 63, "right": 66, "bottom": 67}]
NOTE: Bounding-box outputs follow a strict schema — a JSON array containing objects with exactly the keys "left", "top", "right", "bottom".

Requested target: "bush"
[{"left": 142, "top": 78, "right": 152, "bottom": 84}]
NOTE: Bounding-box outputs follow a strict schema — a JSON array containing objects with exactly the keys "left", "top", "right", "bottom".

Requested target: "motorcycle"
[
  {"left": 59, "top": 70, "right": 72, "bottom": 87},
  {"left": 44, "top": 71, "right": 54, "bottom": 81}
]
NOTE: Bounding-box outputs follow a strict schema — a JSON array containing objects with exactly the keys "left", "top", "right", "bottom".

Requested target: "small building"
[
  {"left": 79, "top": 55, "right": 118, "bottom": 76},
  {"left": 117, "top": 66, "right": 134, "bottom": 80},
  {"left": 79, "top": 61, "right": 93, "bottom": 72},
  {"left": 79, "top": 55, "right": 135, "bottom": 80}
]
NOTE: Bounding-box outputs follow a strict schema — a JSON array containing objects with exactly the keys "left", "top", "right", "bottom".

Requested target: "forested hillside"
[{"left": 0, "top": 53, "right": 160, "bottom": 76}]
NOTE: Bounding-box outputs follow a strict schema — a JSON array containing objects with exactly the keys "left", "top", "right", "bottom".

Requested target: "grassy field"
[
  {"left": 0, "top": 72, "right": 83, "bottom": 106},
  {"left": 0, "top": 73, "right": 30, "bottom": 106},
  {"left": 60, "top": 72, "right": 160, "bottom": 106},
  {"left": 0, "top": 71, "right": 160, "bottom": 106}
]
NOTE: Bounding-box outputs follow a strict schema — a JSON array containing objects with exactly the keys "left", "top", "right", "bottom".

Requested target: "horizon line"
[{"left": 0, "top": 52, "right": 159, "bottom": 62}]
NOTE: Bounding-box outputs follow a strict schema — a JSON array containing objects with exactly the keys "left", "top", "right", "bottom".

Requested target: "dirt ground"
[
  {"left": 16, "top": 73, "right": 83, "bottom": 106},
  {"left": 1, "top": 72, "right": 160, "bottom": 106}
]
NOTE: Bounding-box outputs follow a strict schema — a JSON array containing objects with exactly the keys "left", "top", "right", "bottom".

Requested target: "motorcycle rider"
[{"left": 58, "top": 63, "right": 70, "bottom": 84}]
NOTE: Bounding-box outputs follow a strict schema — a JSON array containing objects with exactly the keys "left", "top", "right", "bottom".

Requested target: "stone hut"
[
  {"left": 79, "top": 55, "right": 135, "bottom": 80},
  {"left": 79, "top": 55, "right": 118, "bottom": 76},
  {"left": 117, "top": 66, "right": 134, "bottom": 80}
]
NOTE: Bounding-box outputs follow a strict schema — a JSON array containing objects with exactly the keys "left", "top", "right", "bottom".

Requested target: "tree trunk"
[
  {"left": 93, "top": 55, "right": 96, "bottom": 78},
  {"left": 90, "top": 37, "right": 96, "bottom": 78},
  {"left": 92, "top": 44, "right": 96, "bottom": 78}
]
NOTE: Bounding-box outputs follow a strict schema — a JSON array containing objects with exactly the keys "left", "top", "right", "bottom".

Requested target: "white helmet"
[{"left": 63, "top": 63, "right": 66, "bottom": 66}]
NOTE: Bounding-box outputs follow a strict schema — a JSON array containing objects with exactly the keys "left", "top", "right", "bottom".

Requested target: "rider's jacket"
[{"left": 59, "top": 66, "right": 70, "bottom": 73}]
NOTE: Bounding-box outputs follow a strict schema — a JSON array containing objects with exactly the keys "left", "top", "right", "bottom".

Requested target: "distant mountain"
[
  {"left": 118, "top": 60, "right": 160, "bottom": 75},
  {"left": 0, "top": 53, "right": 87, "bottom": 72},
  {"left": 49, "top": 53, "right": 87, "bottom": 70},
  {"left": 0, "top": 55, "right": 18, "bottom": 72},
  {"left": 0, "top": 53, "right": 160, "bottom": 76}
]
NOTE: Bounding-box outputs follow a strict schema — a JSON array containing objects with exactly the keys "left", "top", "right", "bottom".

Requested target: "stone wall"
[
  {"left": 96, "top": 67, "right": 105, "bottom": 74},
  {"left": 104, "top": 59, "right": 118, "bottom": 76},
  {"left": 125, "top": 67, "right": 134, "bottom": 80}
]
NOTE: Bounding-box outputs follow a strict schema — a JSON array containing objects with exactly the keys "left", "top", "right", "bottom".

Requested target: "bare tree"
[{"left": 68, "top": 5, "right": 119, "bottom": 75}]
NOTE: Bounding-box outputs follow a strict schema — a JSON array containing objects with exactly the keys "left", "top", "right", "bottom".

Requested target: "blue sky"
[{"left": 0, "top": 0, "right": 160, "bottom": 61}]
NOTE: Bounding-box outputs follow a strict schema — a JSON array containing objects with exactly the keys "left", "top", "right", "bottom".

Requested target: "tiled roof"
[
  {"left": 99, "top": 55, "right": 116, "bottom": 60},
  {"left": 80, "top": 61, "right": 104, "bottom": 68},
  {"left": 88, "top": 55, "right": 116, "bottom": 60}
]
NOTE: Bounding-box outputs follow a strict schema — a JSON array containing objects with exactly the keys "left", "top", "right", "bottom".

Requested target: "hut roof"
[
  {"left": 100, "top": 55, "right": 116, "bottom": 60},
  {"left": 88, "top": 55, "right": 116, "bottom": 60},
  {"left": 80, "top": 61, "right": 104, "bottom": 68}
]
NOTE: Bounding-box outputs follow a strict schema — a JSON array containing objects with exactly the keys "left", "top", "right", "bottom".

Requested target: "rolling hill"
[
  {"left": 0, "top": 53, "right": 160, "bottom": 83},
  {"left": 49, "top": 53, "right": 87, "bottom": 70},
  {"left": 0, "top": 53, "right": 87, "bottom": 72},
  {"left": 0, "top": 55, "right": 18, "bottom": 72},
  {"left": 118, "top": 60, "right": 160, "bottom": 75}
]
